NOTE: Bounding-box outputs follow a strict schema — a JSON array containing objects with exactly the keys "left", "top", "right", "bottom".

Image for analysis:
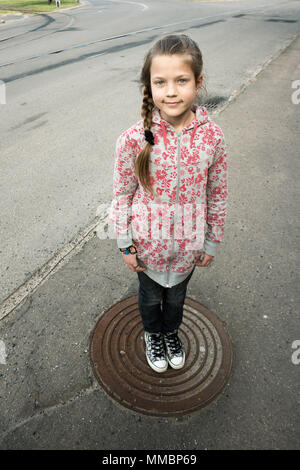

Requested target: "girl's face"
[{"left": 150, "top": 53, "right": 202, "bottom": 126}]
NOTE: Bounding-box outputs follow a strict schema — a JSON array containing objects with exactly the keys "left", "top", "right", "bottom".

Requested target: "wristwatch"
[{"left": 119, "top": 244, "right": 137, "bottom": 255}]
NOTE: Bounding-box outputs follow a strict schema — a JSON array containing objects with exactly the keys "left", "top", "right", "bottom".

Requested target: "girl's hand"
[
  {"left": 121, "top": 253, "right": 147, "bottom": 272},
  {"left": 195, "top": 252, "right": 214, "bottom": 267}
]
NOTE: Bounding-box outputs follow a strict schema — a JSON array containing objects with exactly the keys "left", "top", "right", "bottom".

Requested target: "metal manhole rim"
[{"left": 89, "top": 295, "right": 233, "bottom": 417}]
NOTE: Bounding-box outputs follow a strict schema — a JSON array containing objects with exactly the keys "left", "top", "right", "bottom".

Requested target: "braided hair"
[
  {"left": 134, "top": 86, "right": 155, "bottom": 195},
  {"left": 135, "top": 34, "right": 205, "bottom": 196}
]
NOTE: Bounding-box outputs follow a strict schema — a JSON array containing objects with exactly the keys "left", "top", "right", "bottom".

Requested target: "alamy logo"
[
  {"left": 0, "top": 80, "right": 6, "bottom": 104},
  {"left": 291, "top": 80, "right": 300, "bottom": 104},
  {"left": 0, "top": 340, "right": 6, "bottom": 364},
  {"left": 95, "top": 201, "right": 206, "bottom": 250}
]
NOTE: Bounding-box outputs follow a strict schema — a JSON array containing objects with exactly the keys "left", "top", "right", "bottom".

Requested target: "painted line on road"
[
  {"left": 0, "top": 17, "right": 299, "bottom": 321},
  {"left": 0, "top": 0, "right": 294, "bottom": 68},
  {"left": 0, "top": 31, "right": 299, "bottom": 320},
  {"left": 109, "top": 0, "right": 149, "bottom": 11}
]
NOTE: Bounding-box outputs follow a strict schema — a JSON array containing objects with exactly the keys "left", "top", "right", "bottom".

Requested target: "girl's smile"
[
  {"left": 165, "top": 102, "right": 181, "bottom": 106},
  {"left": 150, "top": 54, "right": 202, "bottom": 130}
]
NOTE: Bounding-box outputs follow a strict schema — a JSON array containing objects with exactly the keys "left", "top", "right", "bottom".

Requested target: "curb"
[
  {"left": 0, "top": 26, "right": 299, "bottom": 322},
  {"left": 0, "top": 0, "right": 91, "bottom": 23},
  {"left": 53, "top": 0, "right": 91, "bottom": 13},
  {"left": 0, "top": 215, "right": 103, "bottom": 321}
]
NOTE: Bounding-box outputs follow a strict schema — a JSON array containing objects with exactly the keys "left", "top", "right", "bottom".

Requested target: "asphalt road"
[
  {"left": 0, "top": 30, "right": 299, "bottom": 449},
  {"left": 0, "top": 0, "right": 300, "bottom": 306},
  {"left": 0, "top": 0, "right": 299, "bottom": 450}
]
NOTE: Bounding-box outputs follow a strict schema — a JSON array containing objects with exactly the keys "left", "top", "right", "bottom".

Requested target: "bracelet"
[{"left": 119, "top": 244, "right": 137, "bottom": 255}]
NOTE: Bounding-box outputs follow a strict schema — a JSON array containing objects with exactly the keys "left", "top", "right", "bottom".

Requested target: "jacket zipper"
[{"left": 166, "top": 131, "right": 182, "bottom": 287}]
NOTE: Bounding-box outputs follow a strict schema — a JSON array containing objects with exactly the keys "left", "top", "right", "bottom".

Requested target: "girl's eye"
[{"left": 154, "top": 78, "right": 187, "bottom": 85}]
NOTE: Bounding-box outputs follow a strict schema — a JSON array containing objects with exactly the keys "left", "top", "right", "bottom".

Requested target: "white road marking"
[
  {"left": 109, "top": 0, "right": 149, "bottom": 11},
  {"left": 0, "top": 1, "right": 296, "bottom": 68}
]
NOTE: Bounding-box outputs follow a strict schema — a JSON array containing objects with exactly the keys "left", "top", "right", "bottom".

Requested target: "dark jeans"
[{"left": 137, "top": 266, "right": 195, "bottom": 334}]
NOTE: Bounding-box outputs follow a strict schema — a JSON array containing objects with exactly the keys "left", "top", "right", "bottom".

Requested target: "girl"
[{"left": 109, "top": 34, "right": 228, "bottom": 373}]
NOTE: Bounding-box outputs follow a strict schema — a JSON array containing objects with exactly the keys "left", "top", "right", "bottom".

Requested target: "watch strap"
[{"left": 119, "top": 244, "right": 137, "bottom": 255}]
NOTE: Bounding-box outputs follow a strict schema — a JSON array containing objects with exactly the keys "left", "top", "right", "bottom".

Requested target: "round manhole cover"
[{"left": 89, "top": 295, "right": 233, "bottom": 417}]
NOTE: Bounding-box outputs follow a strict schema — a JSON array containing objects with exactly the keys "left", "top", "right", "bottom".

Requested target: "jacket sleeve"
[
  {"left": 108, "top": 132, "right": 138, "bottom": 245},
  {"left": 204, "top": 129, "right": 228, "bottom": 253}
]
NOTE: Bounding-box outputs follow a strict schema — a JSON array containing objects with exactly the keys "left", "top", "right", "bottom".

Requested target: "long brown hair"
[{"left": 135, "top": 34, "right": 205, "bottom": 196}]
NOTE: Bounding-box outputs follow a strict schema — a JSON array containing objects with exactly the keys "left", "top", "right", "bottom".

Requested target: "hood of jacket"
[{"left": 151, "top": 104, "right": 210, "bottom": 150}]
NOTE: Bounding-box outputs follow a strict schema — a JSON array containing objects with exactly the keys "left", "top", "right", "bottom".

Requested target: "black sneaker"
[
  {"left": 163, "top": 330, "right": 185, "bottom": 369},
  {"left": 144, "top": 332, "right": 168, "bottom": 373}
]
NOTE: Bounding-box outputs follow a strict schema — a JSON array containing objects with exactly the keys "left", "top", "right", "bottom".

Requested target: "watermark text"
[
  {"left": 291, "top": 80, "right": 300, "bottom": 104},
  {"left": 95, "top": 201, "right": 206, "bottom": 250},
  {"left": 0, "top": 80, "right": 6, "bottom": 104},
  {"left": 0, "top": 340, "right": 6, "bottom": 364},
  {"left": 291, "top": 340, "right": 300, "bottom": 365}
]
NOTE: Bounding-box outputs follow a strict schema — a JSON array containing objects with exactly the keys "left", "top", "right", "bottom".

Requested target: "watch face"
[{"left": 120, "top": 245, "right": 136, "bottom": 254}]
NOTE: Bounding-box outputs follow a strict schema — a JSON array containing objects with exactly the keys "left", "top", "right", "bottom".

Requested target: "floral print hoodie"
[{"left": 109, "top": 104, "right": 228, "bottom": 275}]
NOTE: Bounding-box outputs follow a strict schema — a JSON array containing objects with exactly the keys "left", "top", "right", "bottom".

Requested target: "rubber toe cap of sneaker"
[
  {"left": 147, "top": 357, "right": 168, "bottom": 373},
  {"left": 154, "top": 359, "right": 168, "bottom": 370},
  {"left": 168, "top": 353, "right": 185, "bottom": 369}
]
